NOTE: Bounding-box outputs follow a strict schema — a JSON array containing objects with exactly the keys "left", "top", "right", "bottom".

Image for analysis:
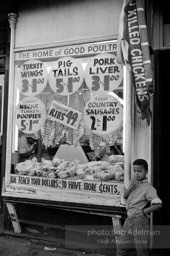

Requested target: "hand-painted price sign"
[
  {"left": 48, "top": 57, "right": 83, "bottom": 96},
  {"left": 17, "top": 60, "right": 48, "bottom": 96},
  {"left": 85, "top": 53, "right": 123, "bottom": 94},
  {"left": 47, "top": 100, "right": 82, "bottom": 129},
  {"left": 15, "top": 97, "right": 46, "bottom": 133},
  {"left": 83, "top": 93, "right": 123, "bottom": 135}
]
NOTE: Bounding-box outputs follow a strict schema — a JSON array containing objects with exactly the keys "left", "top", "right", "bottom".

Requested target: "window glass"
[{"left": 11, "top": 41, "right": 125, "bottom": 194}]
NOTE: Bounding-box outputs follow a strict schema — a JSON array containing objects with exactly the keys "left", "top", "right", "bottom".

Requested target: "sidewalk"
[
  {"left": 0, "top": 215, "right": 170, "bottom": 256},
  {"left": 0, "top": 234, "right": 106, "bottom": 256},
  {"left": 0, "top": 233, "right": 170, "bottom": 256},
  {"left": 0, "top": 212, "right": 105, "bottom": 256}
]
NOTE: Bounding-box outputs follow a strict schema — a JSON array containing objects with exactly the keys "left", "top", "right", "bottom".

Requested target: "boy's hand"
[
  {"left": 129, "top": 176, "right": 139, "bottom": 190},
  {"left": 124, "top": 176, "right": 139, "bottom": 199}
]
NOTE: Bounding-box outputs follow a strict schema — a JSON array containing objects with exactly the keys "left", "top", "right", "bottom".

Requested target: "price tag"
[
  {"left": 85, "top": 53, "right": 123, "bottom": 94},
  {"left": 15, "top": 97, "right": 46, "bottom": 134},
  {"left": 83, "top": 93, "right": 123, "bottom": 135},
  {"left": 47, "top": 100, "right": 82, "bottom": 129},
  {"left": 48, "top": 57, "right": 83, "bottom": 96},
  {"left": 17, "top": 60, "right": 48, "bottom": 96}
]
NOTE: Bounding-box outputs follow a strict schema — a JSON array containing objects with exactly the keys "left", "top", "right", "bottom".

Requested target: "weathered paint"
[
  {"left": 6, "top": 202, "right": 22, "bottom": 233},
  {"left": 15, "top": 0, "right": 123, "bottom": 48}
]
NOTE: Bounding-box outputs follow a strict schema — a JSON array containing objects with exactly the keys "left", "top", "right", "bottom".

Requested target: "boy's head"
[{"left": 132, "top": 159, "right": 148, "bottom": 181}]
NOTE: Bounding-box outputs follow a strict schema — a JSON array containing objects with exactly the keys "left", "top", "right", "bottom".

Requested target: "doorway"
[{"left": 153, "top": 50, "right": 170, "bottom": 225}]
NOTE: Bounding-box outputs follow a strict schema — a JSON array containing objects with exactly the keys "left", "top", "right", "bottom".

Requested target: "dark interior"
[{"left": 153, "top": 50, "right": 170, "bottom": 225}]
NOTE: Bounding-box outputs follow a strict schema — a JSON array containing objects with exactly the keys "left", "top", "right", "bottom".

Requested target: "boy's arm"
[
  {"left": 124, "top": 186, "right": 133, "bottom": 199},
  {"left": 144, "top": 186, "right": 162, "bottom": 216},
  {"left": 143, "top": 203, "right": 162, "bottom": 215},
  {"left": 124, "top": 176, "right": 138, "bottom": 199}
]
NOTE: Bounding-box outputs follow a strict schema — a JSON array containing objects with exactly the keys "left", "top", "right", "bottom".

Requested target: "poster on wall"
[
  {"left": 47, "top": 100, "right": 82, "bottom": 130},
  {"left": 48, "top": 57, "right": 83, "bottom": 96},
  {"left": 85, "top": 53, "right": 123, "bottom": 94},
  {"left": 83, "top": 93, "right": 123, "bottom": 135},
  {"left": 16, "top": 60, "right": 48, "bottom": 96},
  {"left": 15, "top": 96, "right": 46, "bottom": 134}
]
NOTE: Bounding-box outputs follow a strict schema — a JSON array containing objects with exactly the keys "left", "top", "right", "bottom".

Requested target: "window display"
[{"left": 10, "top": 41, "right": 124, "bottom": 197}]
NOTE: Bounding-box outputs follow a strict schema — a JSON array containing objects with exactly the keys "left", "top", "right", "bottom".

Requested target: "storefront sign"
[
  {"left": 16, "top": 60, "right": 48, "bottom": 96},
  {"left": 15, "top": 42, "right": 117, "bottom": 61},
  {"left": 83, "top": 93, "right": 123, "bottom": 135},
  {"left": 85, "top": 53, "right": 123, "bottom": 93},
  {"left": 47, "top": 100, "right": 82, "bottom": 129},
  {"left": 15, "top": 97, "right": 46, "bottom": 133},
  {"left": 10, "top": 175, "right": 123, "bottom": 196},
  {"left": 48, "top": 57, "right": 83, "bottom": 95}
]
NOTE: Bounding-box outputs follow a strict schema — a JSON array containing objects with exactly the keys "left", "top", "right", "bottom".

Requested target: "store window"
[{"left": 9, "top": 41, "right": 125, "bottom": 196}]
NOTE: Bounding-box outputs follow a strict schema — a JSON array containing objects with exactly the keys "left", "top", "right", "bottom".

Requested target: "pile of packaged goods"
[{"left": 15, "top": 155, "right": 124, "bottom": 182}]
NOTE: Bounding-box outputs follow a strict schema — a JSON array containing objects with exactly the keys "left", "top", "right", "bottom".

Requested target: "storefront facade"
[{"left": 0, "top": 0, "right": 168, "bottom": 254}]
